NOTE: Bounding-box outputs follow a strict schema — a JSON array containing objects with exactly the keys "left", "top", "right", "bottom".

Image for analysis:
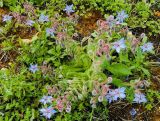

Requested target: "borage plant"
[{"left": 39, "top": 10, "right": 155, "bottom": 120}]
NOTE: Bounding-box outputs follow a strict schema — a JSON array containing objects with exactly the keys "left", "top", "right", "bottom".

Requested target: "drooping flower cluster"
[
  {"left": 55, "top": 98, "right": 72, "bottom": 113},
  {"left": 23, "top": 2, "right": 35, "bottom": 16},
  {"left": 96, "top": 14, "right": 153, "bottom": 55},
  {"left": 106, "top": 15, "right": 117, "bottom": 28},
  {"left": 105, "top": 11, "right": 128, "bottom": 29},
  {"left": 11, "top": 12, "right": 26, "bottom": 23},
  {"left": 56, "top": 32, "right": 66, "bottom": 42},
  {"left": 97, "top": 19, "right": 108, "bottom": 31},
  {"left": 134, "top": 79, "right": 150, "bottom": 89},
  {"left": 90, "top": 77, "right": 112, "bottom": 108},
  {"left": 39, "top": 85, "right": 73, "bottom": 119},
  {"left": 96, "top": 40, "right": 111, "bottom": 59}
]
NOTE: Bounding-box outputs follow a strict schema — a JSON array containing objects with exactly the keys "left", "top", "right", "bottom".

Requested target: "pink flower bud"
[{"left": 101, "top": 85, "right": 110, "bottom": 95}]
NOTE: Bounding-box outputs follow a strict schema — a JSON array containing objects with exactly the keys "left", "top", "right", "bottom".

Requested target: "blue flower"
[
  {"left": 26, "top": 20, "right": 35, "bottom": 26},
  {"left": 106, "top": 87, "right": 126, "bottom": 103},
  {"left": 114, "top": 87, "right": 126, "bottom": 99},
  {"left": 106, "top": 90, "right": 118, "bottom": 103},
  {"left": 112, "top": 38, "right": 126, "bottom": 53},
  {"left": 130, "top": 108, "right": 137, "bottom": 117},
  {"left": 116, "top": 10, "right": 128, "bottom": 23},
  {"left": 140, "top": 42, "right": 154, "bottom": 52},
  {"left": 106, "top": 15, "right": 116, "bottom": 28},
  {"left": 38, "top": 14, "right": 49, "bottom": 23},
  {"left": 29, "top": 64, "right": 39, "bottom": 73},
  {"left": 39, "top": 96, "right": 53, "bottom": 105},
  {"left": 40, "top": 107, "right": 57, "bottom": 119},
  {"left": 46, "top": 28, "right": 55, "bottom": 36},
  {"left": 3, "top": 15, "right": 12, "bottom": 22},
  {"left": 133, "top": 93, "right": 147, "bottom": 103},
  {"left": 64, "top": 4, "right": 75, "bottom": 15}
]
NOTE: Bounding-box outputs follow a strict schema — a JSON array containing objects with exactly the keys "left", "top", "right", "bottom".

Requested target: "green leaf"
[
  {"left": 91, "top": 31, "right": 98, "bottom": 37},
  {"left": 134, "top": 48, "right": 145, "bottom": 66},
  {"left": 106, "top": 63, "right": 132, "bottom": 76},
  {"left": 141, "top": 67, "right": 150, "bottom": 77},
  {"left": 101, "top": 59, "right": 110, "bottom": 69},
  {"left": 119, "top": 52, "right": 130, "bottom": 63},
  {"left": 112, "top": 78, "right": 125, "bottom": 86},
  {"left": 145, "top": 104, "right": 153, "bottom": 110},
  {"left": 0, "top": 0, "right": 3, "bottom": 7},
  {"left": 126, "top": 87, "right": 134, "bottom": 102}
]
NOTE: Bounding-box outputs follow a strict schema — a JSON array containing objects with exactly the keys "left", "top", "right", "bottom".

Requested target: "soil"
[
  {"left": 12, "top": 26, "right": 37, "bottom": 39},
  {"left": 76, "top": 10, "right": 102, "bottom": 37}
]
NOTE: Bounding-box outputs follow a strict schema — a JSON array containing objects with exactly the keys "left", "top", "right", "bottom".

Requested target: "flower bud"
[
  {"left": 91, "top": 104, "right": 96, "bottom": 108},
  {"left": 92, "top": 89, "right": 98, "bottom": 96},
  {"left": 107, "top": 77, "right": 112, "bottom": 84},
  {"left": 98, "top": 96, "right": 103, "bottom": 102}
]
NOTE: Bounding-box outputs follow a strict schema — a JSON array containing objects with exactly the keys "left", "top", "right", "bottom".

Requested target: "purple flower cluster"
[
  {"left": 106, "top": 15, "right": 117, "bottom": 28},
  {"left": 106, "top": 87, "right": 126, "bottom": 103},
  {"left": 90, "top": 80, "right": 111, "bottom": 108},
  {"left": 40, "top": 107, "right": 57, "bottom": 119},
  {"left": 39, "top": 93, "right": 72, "bottom": 119},
  {"left": 96, "top": 40, "right": 111, "bottom": 60},
  {"left": 106, "top": 11, "right": 128, "bottom": 28}
]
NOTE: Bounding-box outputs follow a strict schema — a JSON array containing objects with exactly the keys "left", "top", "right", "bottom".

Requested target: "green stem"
[
  {"left": 90, "top": 108, "right": 94, "bottom": 121},
  {"left": 149, "top": 62, "right": 160, "bottom": 64},
  {"left": 148, "top": 62, "right": 160, "bottom": 66}
]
